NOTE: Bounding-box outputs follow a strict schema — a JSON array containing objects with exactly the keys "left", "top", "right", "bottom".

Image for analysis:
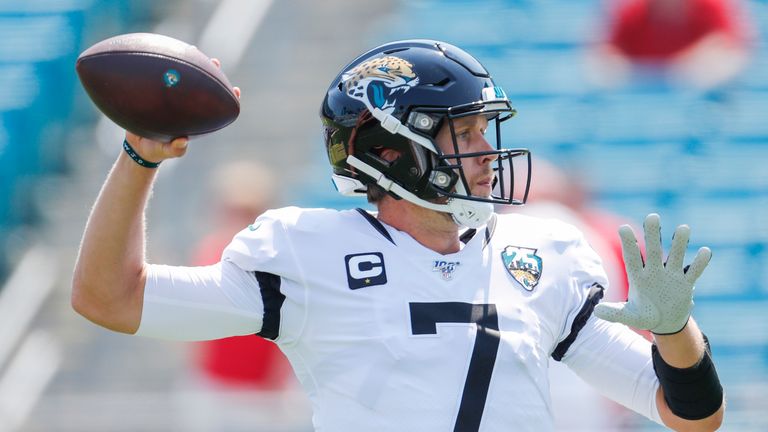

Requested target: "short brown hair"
[{"left": 366, "top": 183, "right": 388, "bottom": 204}]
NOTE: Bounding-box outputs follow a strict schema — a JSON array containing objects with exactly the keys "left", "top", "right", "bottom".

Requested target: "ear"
[{"left": 379, "top": 148, "right": 401, "bottom": 162}]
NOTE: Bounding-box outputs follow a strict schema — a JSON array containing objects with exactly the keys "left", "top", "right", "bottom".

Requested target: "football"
[{"left": 76, "top": 33, "right": 240, "bottom": 141}]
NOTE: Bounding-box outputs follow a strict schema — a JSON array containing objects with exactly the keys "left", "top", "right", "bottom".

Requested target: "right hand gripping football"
[{"left": 593, "top": 214, "right": 712, "bottom": 335}]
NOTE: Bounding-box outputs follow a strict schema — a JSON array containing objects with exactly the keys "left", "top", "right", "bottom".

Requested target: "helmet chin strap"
[
  {"left": 448, "top": 182, "right": 494, "bottom": 228},
  {"left": 347, "top": 156, "right": 493, "bottom": 229}
]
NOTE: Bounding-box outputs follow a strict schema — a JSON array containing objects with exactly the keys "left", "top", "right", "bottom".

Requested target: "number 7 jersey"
[{"left": 216, "top": 206, "right": 630, "bottom": 432}]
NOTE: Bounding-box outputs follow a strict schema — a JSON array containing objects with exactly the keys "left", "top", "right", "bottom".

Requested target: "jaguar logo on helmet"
[
  {"left": 341, "top": 56, "right": 419, "bottom": 115},
  {"left": 501, "top": 246, "right": 543, "bottom": 291}
]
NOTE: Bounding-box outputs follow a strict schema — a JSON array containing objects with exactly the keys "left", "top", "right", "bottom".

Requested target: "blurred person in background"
[
  {"left": 72, "top": 40, "right": 724, "bottom": 431},
  {"left": 190, "top": 160, "right": 287, "bottom": 392},
  {"left": 178, "top": 160, "right": 307, "bottom": 431},
  {"left": 505, "top": 159, "right": 631, "bottom": 305},
  {"left": 499, "top": 158, "right": 649, "bottom": 430},
  {"left": 587, "top": 0, "right": 753, "bottom": 90}
]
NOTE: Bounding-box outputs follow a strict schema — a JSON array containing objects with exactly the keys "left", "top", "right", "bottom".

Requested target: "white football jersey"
[
  {"left": 139, "top": 206, "right": 661, "bottom": 431},
  {"left": 224, "top": 206, "right": 612, "bottom": 431}
]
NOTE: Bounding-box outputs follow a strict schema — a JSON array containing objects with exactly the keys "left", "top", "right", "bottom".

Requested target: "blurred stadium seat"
[{"left": 0, "top": 0, "right": 160, "bottom": 283}]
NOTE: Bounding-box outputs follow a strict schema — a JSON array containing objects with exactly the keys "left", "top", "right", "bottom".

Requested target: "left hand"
[
  {"left": 211, "top": 58, "right": 242, "bottom": 99},
  {"left": 593, "top": 213, "right": 712, "bottom": 334}
]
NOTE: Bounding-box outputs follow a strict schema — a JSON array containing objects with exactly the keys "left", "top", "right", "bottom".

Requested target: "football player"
[{"left": 73, "top": 40, "right": 723, "bottom": 431}]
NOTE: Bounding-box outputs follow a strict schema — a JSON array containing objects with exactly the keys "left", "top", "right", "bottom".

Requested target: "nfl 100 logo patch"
[
  {"left": 501, "top": 246, "right": 542, "bottom": 291},
  {"left": 432, "top": 260, "right": 460, "bottom": 281}
]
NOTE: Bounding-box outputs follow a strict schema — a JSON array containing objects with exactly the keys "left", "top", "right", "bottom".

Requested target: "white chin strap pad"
[
  {"left": 345, "top": 155, "right": 493, "bottom": 229},
  {"left": 448, "top": 199, "right": 494, "bottom": 229}
]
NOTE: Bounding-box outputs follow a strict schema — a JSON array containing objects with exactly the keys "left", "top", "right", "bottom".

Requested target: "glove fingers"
[
  {"left": 594, "top": 302, "right": 644, "bottom": 329},
  {"left": 619, "top": 225, "right": 644, "bottom": 277},
  {"left": 685, "top": 246, "right": 712, "bottom": 284},
  {"left": 665, "top": 224, "right": 690, "bottom": 271},
  {"left": 643, "top": 213, "right": 663, "bottom": 268}
]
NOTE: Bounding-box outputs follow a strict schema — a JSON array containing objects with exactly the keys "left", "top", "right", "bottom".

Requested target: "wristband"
[
  {"left": 123, "top": 139, "right": 161, "bottom": 168},
  {"left": 652, "top": 335, "right": 723, "bottom": 420}
]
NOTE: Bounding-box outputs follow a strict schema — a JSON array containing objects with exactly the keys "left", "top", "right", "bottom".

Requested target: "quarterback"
[{"left": 72, "top": 40, "right": 724, "bottom": 431}]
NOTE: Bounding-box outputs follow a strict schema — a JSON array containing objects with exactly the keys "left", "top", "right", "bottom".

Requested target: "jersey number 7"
[{"left": 410, "top": 302, "right": 500, "bottom": 432}]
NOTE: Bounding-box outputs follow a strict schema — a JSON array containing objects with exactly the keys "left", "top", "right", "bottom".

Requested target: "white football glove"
[{"left": 593, "top": 213, "right": 712, "bottom": 335}]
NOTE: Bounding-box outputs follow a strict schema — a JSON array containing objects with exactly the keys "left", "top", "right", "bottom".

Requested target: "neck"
[{"left": 376, "top": 196, "right": 461, "bottom": 255}]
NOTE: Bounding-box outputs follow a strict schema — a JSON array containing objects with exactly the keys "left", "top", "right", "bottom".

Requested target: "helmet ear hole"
[{"left": 377, "top": 148, "right": 401, "bottom": 163}]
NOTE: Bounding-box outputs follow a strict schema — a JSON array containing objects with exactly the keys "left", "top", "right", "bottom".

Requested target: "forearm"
[
  {"left": 72, "top": 150, "right": 158, "bottom": 333},
  {"left": 653, "top": 318, "right": 706, "bottom": 368},
  {"left": 653, "top": 318, "right": 725, "bottom": 431}
]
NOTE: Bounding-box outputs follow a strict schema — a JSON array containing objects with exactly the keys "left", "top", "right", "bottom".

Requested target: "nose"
[{"left": 475, "top": 134, "right": 498, "bottom": 164}]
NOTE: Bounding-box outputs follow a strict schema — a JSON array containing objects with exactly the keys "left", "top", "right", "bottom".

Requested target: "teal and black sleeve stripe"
[
  {"left": 254, "top": 271, "right": 285, "bottom": 340},
  {"left": 552, "top": 283, "right": 605, "bottom": 361}
]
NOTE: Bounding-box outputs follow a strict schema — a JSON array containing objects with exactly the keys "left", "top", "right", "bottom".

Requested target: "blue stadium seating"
[{"left": 0, "top": 0, "right": 158, "bottom": 280}]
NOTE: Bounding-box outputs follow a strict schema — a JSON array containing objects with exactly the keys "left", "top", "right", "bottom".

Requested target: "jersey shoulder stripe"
[
  {"left": 551, "top": 282, "right": 605, "bottom": 361},
  {"left": 254, "top": 271, "right": 285, "bottom": 340}
]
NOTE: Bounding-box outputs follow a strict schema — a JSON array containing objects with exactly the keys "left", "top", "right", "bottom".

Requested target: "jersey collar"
[{"left": 355, "top": 208, "right": 497, "bottom": 250}]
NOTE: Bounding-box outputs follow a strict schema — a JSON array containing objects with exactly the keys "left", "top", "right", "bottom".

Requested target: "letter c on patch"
[
  {"left": 345, "top": 252, "right": 387, "bottom": 290},
  {"left": 348, "top": 254, "right": 383, "bottom": 279}
]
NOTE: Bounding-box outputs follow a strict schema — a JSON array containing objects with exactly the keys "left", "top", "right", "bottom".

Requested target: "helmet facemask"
[
  {"left": 346, "top": 99, "right": 531, "bottom": 228},
  {"left": 412, "top": 103, "right": 531, "bottom": 207}
]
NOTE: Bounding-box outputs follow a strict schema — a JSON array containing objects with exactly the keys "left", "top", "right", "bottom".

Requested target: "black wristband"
[
  {"left": 123, "top": 139, "right": 161, "bottom": 168},
  {"left": 652, "top": 334, "right": 723, "bottom": 420}
]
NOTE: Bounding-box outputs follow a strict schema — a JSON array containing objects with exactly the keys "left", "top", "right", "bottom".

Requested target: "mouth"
[
  {"left": 390, "top": 82, "right": 414, "bottom": 97},
  {"left": 392, "top": 85, "right": 408, "bottom": 93},
  {"left": 389, "top": 76, "right": 418, "bottom": 92},
  {"left": 477, "top": 174, "right": 495, "bottom": 187},
  {"left": 381, "top": 83, "right": 417, "bottom": 110},
  {"left": 386, "top": 87, "right": 407, "bottom": 105},
  {"left": 472, "top": 176, "right": 495, "bottom": 198},
  {"left": 475, "top": 171, "right": 499, "bottom": 192}
]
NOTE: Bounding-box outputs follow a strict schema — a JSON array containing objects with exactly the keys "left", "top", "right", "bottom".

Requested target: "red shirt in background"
[
  {"left": 192, "top": 232, "right": 291, "bottom": 389},
  {"left": 609, "top": 0, "right": 746, "bottom": 60}
]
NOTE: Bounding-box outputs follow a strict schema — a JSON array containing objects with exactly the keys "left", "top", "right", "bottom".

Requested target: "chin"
[{"left": 472, "top": 188, "right": 493, "bottom": 198}]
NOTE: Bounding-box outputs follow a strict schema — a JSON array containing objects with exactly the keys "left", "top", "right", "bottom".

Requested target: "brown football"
[{"left": 76, "top": 33, "right": 239, "bottom": 141}]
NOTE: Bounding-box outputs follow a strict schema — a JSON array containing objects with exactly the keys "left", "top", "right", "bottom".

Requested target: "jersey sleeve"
[
  {"left": 221, "top": 208, "right": 300, "bottom": 277},
  {"left": 559, "top": 315, "right": 664, "bottom": 425},
  {"left": 541, "top": 221, "right": 663, "bottom": 423},
  {"left": 550, "top": 223, "right": 611, "bottom": 358},
  {"left": 137, "top": 209, "right": 303, "bottom": 342},
  {"left": 136, "top": 261, "right": 264, "bottom": 341}
]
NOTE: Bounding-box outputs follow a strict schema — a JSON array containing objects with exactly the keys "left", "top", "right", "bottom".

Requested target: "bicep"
[
  {"left": 136, "top": 260, "right": 264, "bottom": 341},
  {"left": 560, "top": 316, "right": 663, "bottom": 425}
]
